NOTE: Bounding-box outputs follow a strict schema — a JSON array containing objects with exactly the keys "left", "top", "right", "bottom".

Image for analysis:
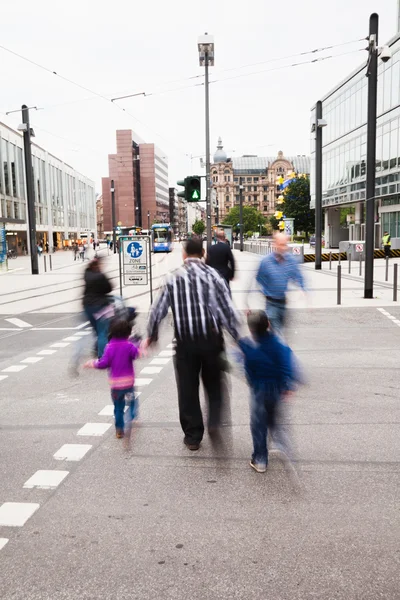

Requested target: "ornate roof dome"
[{"left": 213, "top": 137, "right": 228, "bottom": 163}]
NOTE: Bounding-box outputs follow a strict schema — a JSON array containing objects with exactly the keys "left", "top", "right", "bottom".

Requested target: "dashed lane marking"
[
  {"left": 0, "top": 376, "right": 8, "bottom": 382},
  {"left": 51, "top": 342, "right": 70, "bottom": 348},
  {"left": 0, "top": 502, "right": 40, "bottom": 527},
  {"left": 63, "top": 336, "right": 81, "bottom": 342},
  {"left": 77, "top": 423, "right": 112, "bottom": 437},
  {"left": 2, "top": 365, "right": 28, "bottom": 373},
  {"left": 158, "top": 350, "right": 175, "bottom": 357},
  {"left": 21, "top": 357, "right": 44, "bottom": 364},
  {"left": 0, "top": 538, "right": 8, "bottom": 551},
  {"left": 150, "top": 358, "right": 170, "bottom": 365},
  {"left": 37, "top": 349, "right": 57, "bottom": 355},
  {"left": 377, "top": 307, "right": 400, "bottom": 326},
  {"left": 140, "top": 366, "right": 163, "bottom": 374},
  {"left": 134, "top": 378, "right": 153, "bottom": 387},
  {"left": 74, "top": 331, "right": 92, "bottom": 336},
  {"left": 23, "top": 470, "right": 69, "bottom": 490},
  {"left": 5, "top": 318, "right": 32, "bottom": 328},
  {"left": 54, "top": 444, "right": 92, "bottom": 462}
]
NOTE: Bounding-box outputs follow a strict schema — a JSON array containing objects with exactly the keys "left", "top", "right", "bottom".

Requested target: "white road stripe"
[
  {"left": 37, "top": 349, "right": 57, "bottom": 355},
  {"left": 23, "top": 470, "right": 69, "bottom": 490},
  {"left": 21, "top": 357, "right": 44, "bottom": 364},
  {"left": 141, "top": 366, "right": 163, "bottom": 374},
  {"left": 5, "top": 318, "right": 32, "bottom": 328},
  {"left": 98, "top": 405, "right": 128, "bottom": 416},
  {"left": 2, "top": 365, "right": 28, "bottom": 373},
  {"left": 63, "top": 336, "right": 80, "bottom": 342},
  {"left": 0, "top": 503, "right": 40, "bottom": 527},
  {"left": 0, "top": 376, "right": 8, "bottom": 382},
  {"left": 77, "top": 423, "right": 112, "bottom": 436},
  {"left": 54, "top": 444, "right": 92, "bottom": 462},
  {"left": 150, "top": 358, "right": 170, "bottom": 365},
  {"left": 75, "top": 321, "right": 90, "bottom": 329},
  {"left": 135, "top": 378, "right": 152, "bottom": 387},
  {"left": 0, "top": 538, "right": 8, "bottom": 551},
  {"left": 166, "top": 343, "right": 175, "bottom": 348},
  {"left": 74, "top": 331, "right": 92, "bottom": 337},
  {"left": 51, "top": 342, "right": 70, "bottom": 348},
  {"left": 158, "top": 350, "right": 175, "bottom": 357}
]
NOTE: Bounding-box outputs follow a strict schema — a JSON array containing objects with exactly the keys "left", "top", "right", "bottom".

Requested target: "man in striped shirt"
[{"left": 146, "top": 237, "right": 240, "bottom": 451}]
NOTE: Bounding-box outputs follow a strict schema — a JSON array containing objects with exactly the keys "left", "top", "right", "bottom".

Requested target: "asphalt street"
[{"left": 0, "top": 248, "right": 399, "bottom": 599}]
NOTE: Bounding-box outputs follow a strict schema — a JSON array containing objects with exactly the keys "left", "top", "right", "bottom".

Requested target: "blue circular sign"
[{"left": 126, "top": 241, "right": 143, "bottom": 258}]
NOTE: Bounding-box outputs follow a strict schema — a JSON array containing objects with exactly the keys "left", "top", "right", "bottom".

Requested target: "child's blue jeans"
[{"left": 111, "top": 388, "right": 137, "bottom": 430}]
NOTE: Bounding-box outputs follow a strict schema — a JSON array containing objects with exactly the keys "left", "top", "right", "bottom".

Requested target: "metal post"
[
  {"left": 359, "top": 252, "right": 362, "bottom": 276},
  {"left": 147, "top": 211, "right": 150, "bottom": 231},
  {"left": 364, "top": 13, "right": 379, "bottom": 298},
  {"left": 337, "top": 265, "right": 341, "bottom": 305},
  {"left": 239, "top": 177, "right": 244, "bottom": 252},
  {"left": 329, "top": 251, "right": 332, "bottom": 270},
  {"left": 148, "top": 236, "right": 153, "bottom": 304},
  {"left": 118, "top": 242, "right": 123, "bottom": 298},
  {"left": 393, "top": 263, "right": 398, "bottom": 301},
  {"left": 385, "top": 256, "right": 389, "bottom": 281},
  {"left": 22, "top": 105, "right": 38, "bottom": 275},
  {"left": 49, "top": 254, "right": 52, "bottom": 271},
  {"left": 348, "top": 254, "right": 351, "bottom": 274},
  {"left": 204, "top": 51, "right": 212, "bottom": 250},
  {"left": 111, "top": 180, "right": 117, "bottom": 254},
  {"left": 43, "top": 255, "right": 47, "bottom": 272},
  {"left": 315, "top": 100, "right": 323, "bottom": 270}
]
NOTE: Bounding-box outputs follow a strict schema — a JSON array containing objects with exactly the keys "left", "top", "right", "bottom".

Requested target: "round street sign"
[{"left": 126, "top": 241, "right": 144, "bottom": 258}]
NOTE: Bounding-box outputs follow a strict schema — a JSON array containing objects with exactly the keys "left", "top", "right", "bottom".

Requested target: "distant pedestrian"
[
  {"left": 82, "top": 257, "right": 113, "bottom": 358},
  {"left": 206, "top": 229, "right": 235, "bottom": 290},
  {"left": 109, "top": 240, "right": 113, "bottom": 251},
  {"left": 238, "top": 310, "right": 302, "bottom": 473},
  {"left": 37, "top": 244, "right": 43, "bottom": 257},
  {"left": 84, "top": 319, "right": 140, "bottom": 439},
  {"left": 74, "top": 242, "right": 79, "bottom": 261},
  {"left": 93, "top": 241, "right": 96, "bottom": 251},
  {"left": 45, "top": 241, "right": 49, "bottom": 253},
  {"left": 80, "top": 244, "right": 85, "bottom": 261},
  {"left": 382, "top": 231, "right": 391, "bottom": 258},
  {"left": 145, "top": 237, "right": 239, "bottom": 451},
  {"left": 255, "top": 232, "right": 306, "bottom": 336}
]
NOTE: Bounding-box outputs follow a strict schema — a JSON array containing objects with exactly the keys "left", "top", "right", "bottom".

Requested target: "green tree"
[
  {"left": 282, "top": 176, "right": 314, "bottom": 238},
  {"left": 192, "top": 219, "right": 205, "bottom": 236},
  {"left": 223, "top": 206, "right": 265, "bottom": 234}
]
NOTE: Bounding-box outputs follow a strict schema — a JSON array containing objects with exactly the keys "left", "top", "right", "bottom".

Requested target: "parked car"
[{"left": 309, "top": 235, "right": 324, "bottom": 247}]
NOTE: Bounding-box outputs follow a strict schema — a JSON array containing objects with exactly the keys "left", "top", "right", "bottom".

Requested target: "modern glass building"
[
  {"left": 311, "top": 31, "right": 400, "bottom": 248},
  {"left": 0, "top": 121, "right": 96, "bottom": 253}
]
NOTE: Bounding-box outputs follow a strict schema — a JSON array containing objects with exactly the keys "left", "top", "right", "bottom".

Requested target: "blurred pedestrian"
[
  {"left": 382, "top": 231, "right": 391, "bottom": 258},
  {"left": 145, "top": 237, "right": 240, "bottom": 451},
  {"left": 45, "top": 241, "right": 49, "bottom": 253},
  {"left": 74, "top": 242, "right": 79, "bottom": 261},
  {"left": 37, "top": 243, "right": 43, "bottom": 257},
  {"left": 84, "top": 319, "right": 140, "bottom": 439},
  {"left": 109, "top": 240, "right": 113, "bottom": 251},
  {"left": 206, "top": 229, "right": 235, "bottom": 291},
  {"left": 83, "top": 257, "right": 113, "bottom": 358},
  {"left": 238, "top": 310, "right": 301, "bottom": 473},
  {"left": 256, "top": 232, "right": 306, "bottom": 335}
]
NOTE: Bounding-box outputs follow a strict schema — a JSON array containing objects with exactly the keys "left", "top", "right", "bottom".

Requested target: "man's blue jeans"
[
  {"left": 111, "top": 388, "right": 137, "bottom": 431},
  {"left": 84, "top": 306, "right": 109, "bottom": 358},
  {"left": 265, "top": 299, "right": 286, "bottom": 336}
]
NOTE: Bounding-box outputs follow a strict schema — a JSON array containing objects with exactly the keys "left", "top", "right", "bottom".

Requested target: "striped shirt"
[
  {"left": 256, "top": 252, "right": 306, "bottom": 300},
  {"left": 147, "top": 258, "right": 240, "bottom": 343}
]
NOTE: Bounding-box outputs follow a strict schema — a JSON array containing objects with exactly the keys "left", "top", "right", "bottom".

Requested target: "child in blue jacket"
[{"left": 238, "top": 310, "right": 301, "bottom": 473}]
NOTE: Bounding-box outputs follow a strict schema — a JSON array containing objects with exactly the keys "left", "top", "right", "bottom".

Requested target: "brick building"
[
  {"left": 101, "top": 130, "right": 169, "bottom": 233},
  {"left": 96, "top": 194, "right": 104, "bottom": 240}
]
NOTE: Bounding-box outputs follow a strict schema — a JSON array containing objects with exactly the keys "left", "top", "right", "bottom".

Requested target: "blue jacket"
[{"left": 238, "top": 333, "right": 300, "bottom": 396}]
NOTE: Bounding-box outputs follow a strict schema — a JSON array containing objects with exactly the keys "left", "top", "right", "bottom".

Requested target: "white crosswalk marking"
[
  {"left": 23, "top": 470, "right": 69, "bottom": 490},
  {"left": 5, "top": 318, "right": 32, "bottom": 328},
  {"left": 21, "top": 357, "right": 44, "bottom": 364},
  {"left": 37, "top": 350, "right": 57, "bottom": 355},
  {"left": 63, "top": 336, "right": 80, "bottom": 342},
  {"left": 77, "top": 423, "right": 112, "bottom": 436},
  {"left": 2, "top": 365, "right": 27, "bottom": 373},
  {"left": 54, "top": 444, "right": 92, "bottom": 461},
  {"left": 150, "top": 358, "right": 170, "bottom": 365},
  {"left": 0, "top": 376, "right": 8, "bottom": 382},
  {"left": 158, "top": 350, "right": 175, "bottom": 357},
  {"left": 0, "top": 503, "right": 40, "bottom": 527},
  {"left": 140, "top": 366, "right": 163, "bottom": 374},
  {"left": 135, "top": 378, "right": 152, "bottom": 386},
  {"left": 51, "top": 343, "right": 70, "bottom": 348},
  {"left": 0, "top": 538, "right": 8, "bottom": 551}
]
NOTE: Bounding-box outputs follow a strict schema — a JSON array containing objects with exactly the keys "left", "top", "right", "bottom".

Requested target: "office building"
[
  {"left": 310, "top": 31, "right": 400, "bottom": 248},
  {"left": 101, "top": 130, "right": 169, "bottom": 233},
  {"left": 169, "top": 187, "right": 180, "bottom": 235},
  {"left": 0, "top": 121, "right": 96, "bottom": 254},
  {"left": 211, "top": 138, "right": 310, "bottom": 222},
  {"left": 96, "top": 194, "right": 104, "bottom": 240}
]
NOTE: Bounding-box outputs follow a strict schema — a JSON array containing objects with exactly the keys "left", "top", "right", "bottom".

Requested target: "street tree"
[
  {"left": 192, "top": 219, "right": 205, "bottom": 236},
  {"left": 282, "top": 175, "right": 314, "bottom": 238},
  {"left": 223, "top": 206, "right": 265, "bottom": 234}
]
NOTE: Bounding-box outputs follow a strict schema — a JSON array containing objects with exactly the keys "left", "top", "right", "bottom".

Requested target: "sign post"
[{"left": 120, "top": 235, "right": 153, "bottom": 304}]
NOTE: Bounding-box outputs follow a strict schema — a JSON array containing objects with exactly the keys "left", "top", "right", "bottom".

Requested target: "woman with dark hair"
[{"left": 83, "top": 257, "right": 113, "bottom": 357}]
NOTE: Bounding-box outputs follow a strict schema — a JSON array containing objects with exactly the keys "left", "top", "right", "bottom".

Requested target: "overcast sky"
[{"left": 0, "top": 0, "right": 397, "bottom": 193}]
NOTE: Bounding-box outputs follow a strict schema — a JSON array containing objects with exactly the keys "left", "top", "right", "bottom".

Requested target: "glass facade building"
[
  {"left": 0, "top": 122, "right": 96, "bottom": 253},
  {"left": 311, "top": 32, "right": 400, "bottom": 248}
]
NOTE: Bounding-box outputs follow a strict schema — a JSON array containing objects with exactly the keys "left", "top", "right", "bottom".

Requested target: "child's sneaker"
[
  {"left": 116, "top": 429, "right": 124, "bottom": 439},
  {"left": 250, "top": 460, "right": 267, "bottom": 473}
]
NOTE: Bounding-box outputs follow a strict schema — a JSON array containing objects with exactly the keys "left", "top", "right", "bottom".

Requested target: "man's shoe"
[
  {"left": 116, "top": 429, "right": 124, "bottom": 439},
  {"left": 250, "top": 460, "right": 267, "bottom": 473},
  {"left": 184, "top": 439, "right": 200, "bottom": 451}
]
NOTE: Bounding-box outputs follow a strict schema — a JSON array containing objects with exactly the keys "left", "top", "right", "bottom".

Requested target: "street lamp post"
[
  {"left": 198, "top": 33, "right": 214, "bottom": 250},
  {"left": 314, "top": 101, "right": 327, "bottom": 270},
  {"left": 147, "top": 211, "right": 150, "bottom": 231},
  {"left": 239, "top": 177, "right": 244, "bottom": 252},
  {"left": 21, "top": 105, "right": 39, "bottom": 275},
  {"left": 111, "top": 180, "right": 117, "bottom": 254}
]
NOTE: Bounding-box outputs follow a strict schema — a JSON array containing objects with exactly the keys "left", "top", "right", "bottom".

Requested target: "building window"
[
  {"left": 225, "top": 195, "right": 230, "bottom": 202},
  {"left": 235, "top": 195, "right": 239, "bottom": 203},
  {"left": 254, "top": 177, "right": 259, "bottom": 182},
  {"left": 247, "top": 177, "right": 252, "bottom": 182},
  {"left": 253, "top": 195, "right": 258, "bottom": 203},
  {"left": 224, "top": 168, "right": 230, "bottom": 174},
  {"left": 263, "top": 186, "right": 268, "bottom": 192},
  {"left": 224, "top": 175, "right": 231, "bottom": 182},
  {"left": 225, "top": 186, "right": 229, "bottom": 192},
  {"left": 263, "top": 195, "right": 268, "bottom": 202},
  {"left": 264, "top": 206, "right": 269, "bottom": 212}
]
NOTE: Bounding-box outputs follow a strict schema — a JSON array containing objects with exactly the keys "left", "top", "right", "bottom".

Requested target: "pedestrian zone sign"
[
  {"left": 356, "top": 244, "right": 364, "bottom": 253},
  {"left": 121, "top": 235, "right": 149, "bottom": 285}
]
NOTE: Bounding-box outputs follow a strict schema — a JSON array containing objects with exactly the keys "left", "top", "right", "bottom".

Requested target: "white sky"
[{"left": 0, "top": 0, "right": 397, "bottom": 192}]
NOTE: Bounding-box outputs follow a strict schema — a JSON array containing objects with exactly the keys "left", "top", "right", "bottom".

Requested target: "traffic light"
[{"left": 177, "top": 176, "right": 202, "bottom": 202}]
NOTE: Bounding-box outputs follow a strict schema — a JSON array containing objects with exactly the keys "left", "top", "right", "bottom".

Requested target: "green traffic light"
[{"left": 191, "top": 189, "right": 200, "bottom": 200}]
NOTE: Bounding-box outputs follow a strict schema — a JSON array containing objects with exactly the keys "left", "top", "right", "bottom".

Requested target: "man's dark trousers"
[{"left": 174, "top": 338, "right": 223, "bottom": 444}]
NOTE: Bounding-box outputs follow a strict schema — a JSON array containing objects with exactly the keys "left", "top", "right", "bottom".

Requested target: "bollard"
[
  {"left": 43, "top": 255, "right": 47, "bottom": 273},
  {"left": 359, "top": 252, "right": 362, "bottom": 276},
  {"left": 329, "top": 252, "right": 332, "bottom": 270},
  {"left": 337, "top": 265, "right": 341, "bottom": 305},
  {"left": 49, "top": 255, "right": 52, "bottom": 271},
  {"left": 394, "top": 264, "right": 398, "bottom": 302},
  {"left": 385, "top": 256, "right": 389, "bottom": 282},
  {"left": 348, "top": 254, "right": 351, "bottom": 274}
]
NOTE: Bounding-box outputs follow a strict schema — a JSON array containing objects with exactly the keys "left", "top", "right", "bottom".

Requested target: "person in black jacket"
[
  {"left": 206, "top": 229, "right": 235, "bottom": 289},
  {"left": 83, "top": 257, "right": 112, "bottom": 357}
]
